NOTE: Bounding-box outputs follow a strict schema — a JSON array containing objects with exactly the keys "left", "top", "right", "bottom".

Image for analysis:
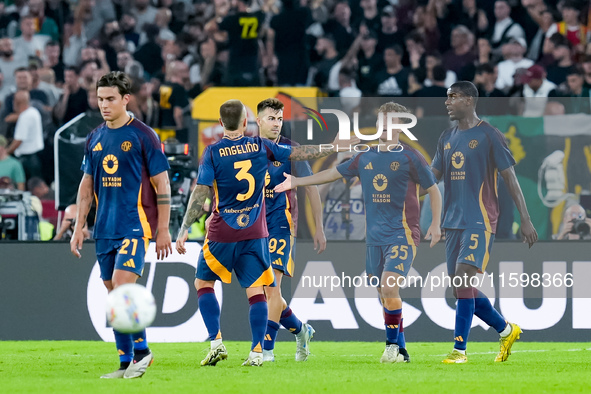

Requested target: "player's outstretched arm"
[
  {"left": 305, "top": 185, "right": 327, "bottom": 254},
  {"left": 152, "top": 171, "right": 173, "bottom": 260},
  {"left": 274, "top": 167, "right": 343, "bottom": 193},
  {"left": 425, "top": 184, "right": 442, "bottom": 248},
  {"left": 289, "top": 135, "right": 361, "bottom": 161},
  {"left": 500, "top": 166, "right": 538, "bottom": 247},
  {"left": 70, "top": 174, "right": 93, "bottom": 258},
  {"left": 176, "top": 184, "right": 211, "bottom": 255}
]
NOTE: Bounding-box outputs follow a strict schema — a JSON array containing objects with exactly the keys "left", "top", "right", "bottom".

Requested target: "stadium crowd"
[{"left": 0, "top": 0, "right": 590, "bottom": 240}]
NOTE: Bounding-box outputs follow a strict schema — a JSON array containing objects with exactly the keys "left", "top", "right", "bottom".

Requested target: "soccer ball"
[{"left": 106, "top": 283, "right": 157, "bottom": 333}]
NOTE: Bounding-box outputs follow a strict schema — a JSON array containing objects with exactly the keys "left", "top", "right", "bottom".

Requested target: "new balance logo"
[
  {"left": 93, "top": 142, "right": 103, "bottom": 151},
  {"left": 465, "top": 254, "right": 476, "bottom": 262},
  {"left": 123, "top": 259, "right": 136, "bottom": 268},
  {"left": 386, "top": 325, "right": 399, "bottom": 329},
  {"left": 394, "top": 263, "right": 404, "bottom": 272},
  {"left": 364, "top": 162, "right": 373, "bottom": 170},
  {"left": 272, "top": 258, "right": 283, "bottom": 266},
  {"left": 444, "top": 142, "right": 451, "bottom": 150},
  {"left": 454, "top": 336, "right": 464, "bottom": 342}
]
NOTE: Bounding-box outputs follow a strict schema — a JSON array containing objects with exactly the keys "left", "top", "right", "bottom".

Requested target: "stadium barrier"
[{"left": 1, "top": 241, "right": 589, "bottom": 342}]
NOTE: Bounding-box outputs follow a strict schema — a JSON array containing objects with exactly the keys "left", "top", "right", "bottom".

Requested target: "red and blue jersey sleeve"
[
  {"left": 407, "top": 148, "right": 437, "bottom": 190},
  {"left": 197, "top": 146, "right": 215, "bottom": 187},
  {"left": 336, "top": 153, "right": 362, "bottom": 178},
  {"left": 262, "top": 137, "right": 291, "bottom": 163},
  {"left": 489, "top": 128, "right": 516, "bottom": 172}
]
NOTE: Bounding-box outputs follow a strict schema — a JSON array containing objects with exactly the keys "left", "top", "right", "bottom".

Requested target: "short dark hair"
[
  {"left": 220, "top": 100, "right": 246, "bottom": 131},
  {"left": 384, "top": 44, "right": 403, "bottom": 56},
  {"left": 96, "top": 71, "right": 132, "bottom": 96},
  {"left": 14, "top": 67, "right": 29, "bottom": 75},
  {"left": 65, "top": 65, "right": 79, "bottom": 74},
  {"left": 566, "top": 65, "right": 583, "bottom": 77},
  {"left": 257, "top": 98, "right": 284, "bottom": 115},
  {"left": 475, "top": 63, "right": 495, "bottom": 75},
  {"left": 27, "top": 177, "right": 45, "bottom": 192},
  {"left": 432, "top": 65, "right": 447, "bottom": 82},
  {"left": 46, "top": 40, "right": 59, "bottom": 47},
  {"left": 450, "top": 81, "right": 479, "bottom": 104}
]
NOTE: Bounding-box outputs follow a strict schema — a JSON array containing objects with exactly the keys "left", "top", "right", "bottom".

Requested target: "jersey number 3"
[{"left": 235, "top": 160, "right": 255, "bottom": 201}]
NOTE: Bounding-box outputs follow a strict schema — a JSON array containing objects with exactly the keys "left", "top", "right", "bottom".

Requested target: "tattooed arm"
[
  {"left": 288, "top": 135, "right": 361, "bottom": 161},
  {"left": 152, "top": 171, "right": 173, "bottom": 259},
  {"left": 70, "top": 174, "right": 94, "bottom": 258},
  {"left": 176, "top": 184, "right": 211, "bottom": 254}
]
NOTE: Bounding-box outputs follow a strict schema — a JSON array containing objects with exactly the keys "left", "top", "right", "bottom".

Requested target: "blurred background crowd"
[{"left": 0, "top": 0, "right": 590, "bottom": 242}]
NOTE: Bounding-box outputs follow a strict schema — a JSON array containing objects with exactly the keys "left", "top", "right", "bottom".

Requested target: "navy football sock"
[
  {"left": 384, "top": 308, "right": 402, "bottom": 345},
  {"left": 113, "top": 329, "right": 133, "bottom": 363},
  {"left": 197, "top": 287, "right": 221, "bottom": 341},
  {"left": 280, "top": 306, "right": 303, "bottom": 335},
  {"left": 474, "top": 290, "right": 506, "bottom": 332},
  {"left": 264, "top": 320, "right": 280, "bottom": 351},
  {"left": 454, "top": 287, "right": 476, "bottom": 351},
  {"left": 249, "top": 294, "right": 268, "bottom": 352}
]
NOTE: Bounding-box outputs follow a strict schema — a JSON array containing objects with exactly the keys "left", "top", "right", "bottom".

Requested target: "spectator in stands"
[
  {"left": 442, "top": 25, "right": 476, "bottom": 76},
  {"left": 131, "top": 0, "right": 158, "bottom": 34},
  {"left": 5, "top": 91, "right": 44, "bottom": 180},
  {"left": 45, "top": 0, "right": 71, "bottom": 35},
  {"left": 0, "top": 37, "right": 27, "bottom": 89},
  {"left": 415, "top": 65, "right": 447, "bottom": 97},
  {"left": 546, "top": 0, "right": 586, "bottom": 55},
  {"left": 158, "top": 60, "right": 189, "bottom": 142},
  {"left": 120, "top": 13, "right": 140, "bottom": 48},
  {"left": 475, "top": 63, "right": 505, "bottom": 98},
  {"left": 54, "top": 66, "right": 88, "bottom": 124},
  {"left": 554, "top": 203, "right": 591, "bottom": 240},
  {"left": 134, "top": 24, "right": 164, "bottom": 77},
  {"left": 53, "top": 204, "right": 90, "bottom": 241},
  {"left": 44, "top": 40, "right": 64, "bottom": 84},
  {"left": 323, "top": 0, "right": 354, "bottom": 56},
  {"left": 456, "top": 0, "right": 489, "bottom": 39},
  {"left": 0, "top": 134, "right": 25, "bottom": 191},
  {"left": 514, "top": 64, "right": 557, "bottom": 117},
  {"left": 495, "top": 37, "right": 534, "bottom": 92},
  {"left": 27, "top": 0, "right": 59, "bottom": 41},
  {"left": 78, "top": 59, "right": 99, "bottom": 92},
  {"left": 376, "top": 5, "right": 404, "bottom": 55},
  {"left": 266, "top": 0, "right": 312, "bottom": 86},
  {"left": 85, "top": 0, "right": 116, "bottom": 41},
  {"left": 337, "top": 68, "right": 361, "bottom": 114},
  {"left": 524, "top": 5, "right": 556, "bottom": 62},
  {"left": 581, "top": 55, "right": 591, "bottom": 87},
  {"left": 13, "top": 14, "right": 50, "bottom": 60},
  {"left": 406, "top": 31, "right": 426, "bottom": 70},
  {"left": 560, "top": 66, "right": 591, "bottom": 114},
  {"left": 29, "top": 58, "right": 59, "bottom": 107},
  {"left": 423, "top": 52, "right": 456, "bottom": 87},
  {"left": 373, "top": 44, "right": 408, "bottom": 97},
  {"left": 3, "top": 68, "right": 49, "bottom": 123},
  {"left": 354, "top": 0, "right": 380, "bottom": 34},
  {"left": 0, "top": 70, "right": 12, "bottom": 107},
  {"left": 27, "top": 176, "right": 49, "bottom": 200},
  {"left": 491, "top": 0, "right": 526, "bottom": 51},
  {"left": 547, "top": 38, "right": 574, "bottom": 86},
  {"left": 311, "top": 34, "right": 341, "bottom": 95},
  {"left": 116, "top": 50, "right": 133, "bottom": 73}
]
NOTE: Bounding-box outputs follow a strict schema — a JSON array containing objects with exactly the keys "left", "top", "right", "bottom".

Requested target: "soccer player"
[
  {"left": 275, "top": 102, "right": 442, "bottom": 363},
  {"left": 70, "top": 71, "right": 173, "bottom": 378},
  {"left": 256, "top": 98, "right": 326, "bottom": 362},
  {"left": 432, "top": 81, "right": 538, "bottom": 363},
  {"left": 175, "top": 99, "right": 353, "bottom": 366}
]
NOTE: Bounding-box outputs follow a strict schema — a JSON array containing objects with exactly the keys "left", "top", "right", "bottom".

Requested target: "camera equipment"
[
  {"left": 570, "top": 219, "right": 590, "bottom": 238},
  {"left": 162, "top": 141, "right": 197, "bottom": 239}
]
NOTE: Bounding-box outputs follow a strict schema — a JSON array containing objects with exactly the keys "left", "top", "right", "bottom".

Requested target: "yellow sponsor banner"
[{"left": 192, "top": 87, "right": 320, "bottom": 157}]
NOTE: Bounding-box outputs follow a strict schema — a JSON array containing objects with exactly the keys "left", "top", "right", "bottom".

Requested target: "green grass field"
[{"left": 1, "top": 341, "right": 590, "bottom": 393}]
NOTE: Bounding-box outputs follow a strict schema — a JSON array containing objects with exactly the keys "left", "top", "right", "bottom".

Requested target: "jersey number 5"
[{"left": 235, "top": 160, "right": 255, "bottom": 201}]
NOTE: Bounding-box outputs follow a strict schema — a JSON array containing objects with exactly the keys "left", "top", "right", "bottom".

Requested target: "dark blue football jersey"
[
  {"left": 264, "top": 136, "right": 313, "bottom": 236},
  {"left": 197, "top": 135, "right": 291, "bottom": 243},
  {"left": 432, "top": 120, "right": 516, "bottom": 233},
  {"left": 81, "top": 117, "right": 170, "bottom": 240},
  {"left": 337, "top": 144, "right": 436, "bottom": 246}
]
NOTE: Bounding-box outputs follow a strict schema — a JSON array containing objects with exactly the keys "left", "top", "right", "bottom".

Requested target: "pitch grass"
[{"left": 1, "top": 341, "right": 590, "bottom": 393}]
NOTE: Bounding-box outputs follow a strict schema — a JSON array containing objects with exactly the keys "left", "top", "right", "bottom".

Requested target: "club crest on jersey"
[
  {"left": 121, "top": 141, "right": 132, "bottom": 152},
  {"left": 390, "top": 161, "right": 400, "bottom": 171},
  {"left": 272, "top": 161, "right": 282, "bottom": 167},
  {"left": 373, "top": 174, "right": 388, "bottom": 191},
  {"left": 468, "top": 140, "right": 478, "bottom": 149},
  {"left": 237, "top": 213, "right": 250, "bottom": 228},
  {"left": 451, "top": 152, "right": 464, "bottom": 169}
]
